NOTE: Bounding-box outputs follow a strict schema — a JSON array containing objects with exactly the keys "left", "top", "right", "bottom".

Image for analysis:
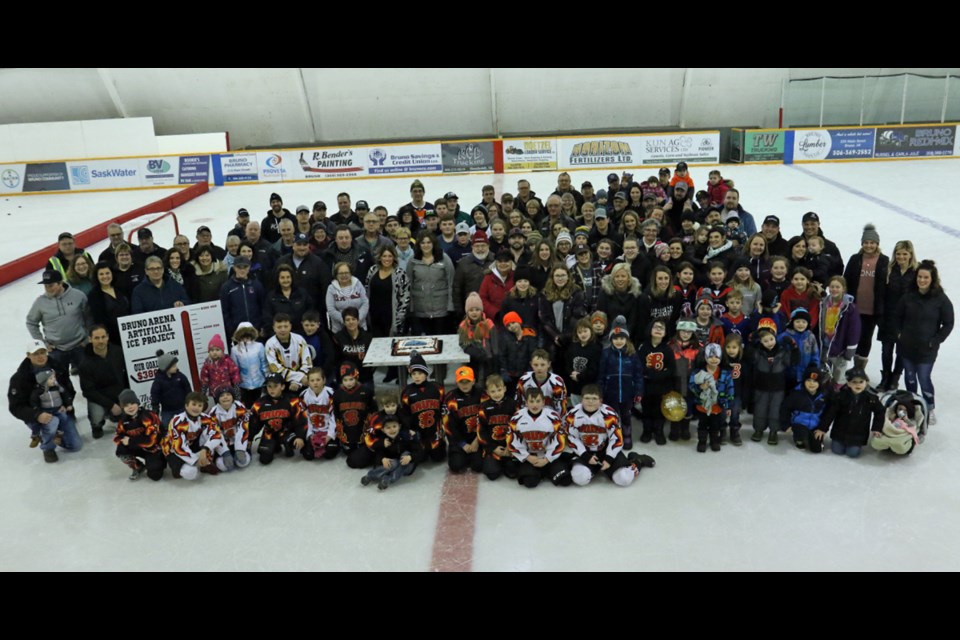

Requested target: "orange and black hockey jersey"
[
  {"left": 401, "top": 381, "right": 445, "bottom": 448},
  {"left": 516, "top": 371, "right": 568, "bottom": 415},
  {"left": 248, "top": 393, "right": 307, "bottom": 442},
  {"left": 478, "top": 393, "right": 516, "bottom": 458},
  {"left": 115, "top": 409, "right": 162, "bottom": 452},
  {"left": 507, "top": 407, "right": 565, "bottom": 463},
  {"left": 564, "top": 403, "right": 623, "bottom": 464},
  {"left": 364, "top": 410, "right": 407, "bottom": 449},
  {"left": 443, "top": 387, "right": 483, "bottom": 448},
  {"left": 333, "top": 384, "right": 377, "bottom": 447},
  {"left": 210, "top": 401, "right": 250, "bottom": 452}
]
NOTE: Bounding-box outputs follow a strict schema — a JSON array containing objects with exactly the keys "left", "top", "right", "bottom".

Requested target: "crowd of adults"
[{"left": 11, "top": 169, "right": 954, "bottom": 462}]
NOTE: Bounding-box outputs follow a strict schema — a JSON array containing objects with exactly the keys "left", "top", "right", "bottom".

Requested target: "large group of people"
[{"left": 10, "top": 168, "right": 954, "bottom": 488}]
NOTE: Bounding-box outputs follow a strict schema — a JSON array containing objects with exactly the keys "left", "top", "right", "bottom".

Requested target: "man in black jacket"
[
  {"left": 276, "top": 233, "right": 332, "bottom": 311},
  {"left": 760, "top": 215, "right": 790, "bottom": 258},
  {"left": 244, "top": 221, "right": 278, "bottom": 273},
  {"left": 801, "top": 211, "right": 843, "bottom": 276},
  {"left": 323, "top": 226, "right": 373, "bottom": 278},
  {"left": 261, "top": 192, "right": 296, "bottom": 244},
  {"left": 78, "top": 325, "right": 129, "bottom": 439},
  {"left": 552, "top": 172, "right": 584, "bottom": 210}
]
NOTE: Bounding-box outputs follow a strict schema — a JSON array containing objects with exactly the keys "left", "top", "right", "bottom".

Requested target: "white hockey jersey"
[
  {"left": 300, "top": 385, "right": 335, "bottom": 440},
  {"left": 265, "top": 333, "right": 313, "bottom": 385},
  {"left": 563, "top": 403, "right": 623, "bottom": 461},
  {"left": 507, "top": 407, "right": 565, "bottom": 463},
  {"left": 516, "top": 372, "right": 568, "bottom": 415},
  {"left": 210, "top": 401, "right": 249, "bottom": 453},
  {"left": 161, "top": 411, "right": 225, "bottom": 465}
]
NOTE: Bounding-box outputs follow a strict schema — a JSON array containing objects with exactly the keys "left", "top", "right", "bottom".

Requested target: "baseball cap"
[
  {"left": 509, "top": 228, "right": 525, "bottom": 237},
  {"left": 455, "top": 366, "right": 475, "bottom": 383},
  {"left": 313, "top": 201, "right": 327, "bottom": 210},
  {"left": 296, "top": 204, "right": 310, "bottom": 214},
  {"left": 607, "top": 173, "right": 619, "bottom": 183},
  {"left": 58, "top": 232, "right": 74, "bottom": 241},
  {"left": 763, "top": 215, "right": 780, "bottom": 227},
  {"left": 674, "top": 181, "right": 688, "bottom": 191},
  {"left": 137, "top": 228, "right": 153, "bottom": 239},
  {"left": 293, "top": 232, "right": 309, "bottom": 244},
  {"left": 642, "top": 192, "right": 657, "bottom": 201},
  {"left": 473, "top": 230, "right": 489, "bottom": 244},
  {"left": 197, "top": 225, "right": 211, "bottom": 234},
  {"left": 266, "top": 373, "right": 286, "bottom": 385},
  {"left": 594, "top": 208, "right": 608, "bottom": 219},
  {"left": 676, "top": 161, "right": 688, "bottom": 171},
  {"left": 613, "top": 191, "right": 627, "bottom": 201},
  {"left": 26, "top": 339, "right": 47, "bottom": 354},
  {"left": 444, "top": 192, "right": 458, "bottom": 200},
  {"left": 802, "top": 211, "right": 820, "bottom": 224},
  {"left": 233, "top": 256, "right": 251, "bottom": 267},
  {"left": 39, "top": 270, "right": 63, "bottom": 285},
  {"left": 455, "top": 222, "right": 471, "bottom": 235},
  {"left": 581, "top": 181, "right": 593, "bottom": 189},
  {"left": 355, "top": 200, "right": 370, "bottom": 211},
  {"left": 237, "top": 207, "right": 250, "bottom": 217}
]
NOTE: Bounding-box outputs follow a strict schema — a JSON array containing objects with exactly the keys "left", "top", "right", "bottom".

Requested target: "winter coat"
[
  {"left": 364, "top": 266, "right": 410, "bottom": 336},
  {"left": 250, "top": 239, "right": 279, "bottom": 274},
  {"left": 843, "top": 252, "right": 889, "bottom": 318},
  {"left": 645, "top": 290, "right": 682, "bottom": 337},
  {"left": 820, "top": 386, "right": 883, "bottom": 446},
  {"left": 701, "top": 241, "right": 738, "bottom": 274},
  {"left": 878, "top": 266, "right": 916, "bottom": 342},
  {"left": 408, "top": 254, "right": 455, "bottom": 319},
  {"left": 78, "top": 343, "right": 128, "bottom": 410},
  {"left": 779, "top": 328, "right": 820, "bottom": 383},
  {"left": 191, "top": 261, "right": 229, "bottom": 303},
  {"left": 261, "top": 210, "right": 297, "bottom": 244},
  {"left": 453, "top": 252, "right": 495, "bottom": 313},
  {"left": 819, "top": 294, "right": 862, "bottom": 359},
  {"left": 200, "top": 355, "right": 240, "bottom": 397},
  {"left": 458, "top": 317, "right": 499, "bottom": 372},
  {"left": 562, "top": 340, "right": 602, "bottom": 395},
  {"left": 479, "top": 266, "right": 515, "bottom": 324},
  {"left": 572, "top": 262, "right": 605, "bottom": 313},
  {"left": 499, "top": 329, "right": 537, "bottom": 380},
  {"left": 8, "top": 357, "right": 74, "bottom": 425},
  {"left": 220, "top": 276, "right": 266, "bottom": 336},
  {"left": 799, "top": 252, "right": 834, "bottom": 287},
  {"left": 780, "top": 286, "right": 820, "bottom": 329},
  {"left": 48, "top": 249, "right": 92, "bottom": 279},
  {"left": 895, "top": 288, "right": 955, "bottom": 364},
  {"left": 87, "top": 286, "right": 131, "bottom": 345},
  {"left": 781, "top": 386, "right": 827, "bottom": 430},
  {"left": 149, "top": 370, "right": 193, "bottom": 414},
  {"left": 747, "top": 256, "right": 770, "bottom": 287},
  {"left": 326, "top": 276, "right": 369, "bottom": 333},
  {"left": 748, "top": 341, "right": 797, "bottom": 392},
  {"left": 501, "top": 289, "right": 541, "bottom": 336},
  {"left": 689, "top": 367, "right": 733, "bottom": 415},
  {"left": 707, "top": 180, "right": 730, "bottom": 206},
  {"left": 231, "top": 341, "right": 268, "bottom": 390},
  {"left": 276, "top": 252, "right": 332, "bottom": 309},
  {"left": 538, "top": 289, "right": 587, "bottom": 344},
  {"left": 25, "top": 284, "right": 92, "bottom": 351},
  {"left": 599, "top": 346, "right": 644, "bottom": 404},
  {"left": 720, "top": 205, "right": 757, "bottom": 237},
  {"left": 637, "top": 340, "right": 677, "bottom": 397},
  {"left": 322, "top": 242, "right": 374, "bottom": 281},
  {"left": 598, "top": 274, "right": 647, "bottom": 338},
  {"left": 668, "top": 337, "right": 702, "bottom": 399},
  {"left": 130, "top": 277, "right": 190, "bottom": 314},
  {"left": 116, "top": 265, "right": 147, "bottom": 299},
  {"left": 263, "top": 286, "right": 313, "bottom": 335},
  {"left": 804, "top": 231, "right": 844, "bottom": 276}
]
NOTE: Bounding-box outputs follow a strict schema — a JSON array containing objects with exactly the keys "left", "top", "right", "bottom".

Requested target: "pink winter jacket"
[{"left": 200, "top": 355, "right": 240, "bottom": 396}]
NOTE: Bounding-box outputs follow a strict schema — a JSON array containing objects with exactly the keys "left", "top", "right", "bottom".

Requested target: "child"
[
  {"left": 301, "top": 310, "right": 334, "bottom": 379},
  {"left": 477, "top": 374, "right": 518, "bottom": 481},
  {"left": 200, "top": 334, "right": 240, "bottom": 403},
  {"left": 667, "top": 319, "right": 702, "bottom": 441},
  {"left": 707, "top": 169, "right": 730, "bottom": 205},
  {"left": 564, "top": 318, "right": 602, "bottom": 406},
  {"left": 161, "top": 392, "right": 227, "bottom": 479},
  {"left": 598, "top": 317, "right": 643, "bottom": 449},
  {"left": 333, "top": 307, "right": 373, "bottom": 389},
  {"left": 692, "top": 293, "right": 725, "bottom": 347},
  {"left": 725, "top": 214, "right": 747, "bottom": 247},
  {"left": 697, "top": 262, "right": 731, "bottom": 317},
  {"left": 723, "top": 334, "right": 747, "bottom": 445},
  {"left": 150, "top": 350, "right": 192, "bottom": 434},
  {"left": 367, "top": 390, "right": 403, "bottom": 435},
  {"left": 780, "top": 308, "right": 820, "bottom": 389},
  {"left": 444, "top": 366, "right": 485, "bottom": 473},
  {"left": 728, "top": 258, "right": 762, "bottom": 316},
  {"left": 749, "top": 320, "right": 797, "bottom": 445},
  {"left": 781, "top": 366, "right": 828, "bottom": 452},
  {"left": 779, "top": 267, "right": 820, "bottom": 329},
  {"left": 247, "top": 374, "right": 307, "bottom": 465},
  {"left": 29, "top": 367, "right": 78, "bottom": 456},
  {"left": 720, "top": 290, "right": 750, "bottom": 337},
  {"left": 800, "top": 235, "right": 831, "bottom": 293},
  {"left": 299, "top": 367, "right": 335, "bottom": 461},
  {"left": 674, "top": 263, "right": 699, "bottom": 317},
  {"left": 637, "top": 319, "right": 677, "bottom": 445},
  {"left": 400, "top": 352, "right": 446, "bottom": 463},
  {"left": 764, "top": 256, "right": 790, "bottom": 301},
  {"left": 231, "top": 322, "right": 268, "bottom": 408},
  {"left": 670, "top": 161, "right": 695, "bottom": 191},
  {"left": 679, "top": 213, "right": 698, "bottom": 246},
  {"left": 331, "top": 363, "right": 377, "bottom": 467},
  {"left": 209, "top": 387, "right": 250, "bottom": 468},
  {"left": 747, "top": 289, "right": 786, "bottom": 341},
  {"left": 499, "top": 311, "right": 537, "bottom": 389},
  {"left": 360, "top": 415, "right": 421, "bottom": 491},
  {"left": 871, "top": 391, "right": 922, "bottom": 455},
  {"left": 565, "top": 384, "right": 655, "bottom": 487},
  {"left": 265, "top": 313, "right": 313, "bottom": 393},
  {"left": 516, "top": 349, "right": 569, "bottom": 416},
  {"left": 114, "top": 389, "right": 164, "bottom": 480},
  {"left": 696, "top": 190, "right": 711, "bottom": 212},
  {"left": 589, "top": 310, "right": 610, "bottom": 348},
  {"left": 819, "top": 276, "right": 862, "bottom": 389},
  {"left": 459, "top": 292, "right": 498, "bottom": 387},
  {"left": 817, "top": 368, "right": 883, "bottom": 458},
  {"left": 689, "top": 343, "right": 733, "bottom": 452},
  {"left": 507, "top": 387, "right": 571, "bottom": 488}
]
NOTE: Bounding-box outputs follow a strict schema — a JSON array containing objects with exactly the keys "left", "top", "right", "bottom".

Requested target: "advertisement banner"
[
  {"left": 219, "top": 152, "right": 259, "bottom": 182},
  {"left": 141, "top": 157, "right": 180, "bottom": 186},
  {"left": 178, "top": 155, "right": 210, "bottom": 184},
  {"left": 792, "top": 128, "right": 875, "bottom": 161},
  {"left": 0, "top": 164, "right": 26, "bottom": 194},
  {"left": 119, "top": 302, "right": 226, "bottom": 406},
  {"left": 503, "top": 138, "right": 558, "bottom": 171},
  {"left": 743, "top": 131, "right": 785, "bottom": 162},
  {"left": 67, "top": 159, "right": 140, "bottom": 190},
  {"left": 559, "top": 136, "right": 636, "bottom": 169},
  {"left": 441, "top": 141, "right": 495, "bottom": 173},
  {"left": 874, "top": 125, "right": 956, "bottom": 158},
  {"left": 257, "top": 152, "right": 289, "bottom": 182},
  {"left": 638, "top": 132, "right": 720, "bottom": 165},
  {"left": 22, "top": 162, "right": 70, "bottom": 192},
  {"left": 296, "top": 147, "right": 365, "bottom": 179},
  {"left": 366, "top": 144, "right": 443, "bottom": 175}
]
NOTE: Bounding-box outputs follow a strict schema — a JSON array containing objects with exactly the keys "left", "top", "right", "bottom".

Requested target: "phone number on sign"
[{"left": 831, "top": 149, "right": 873, "bottom": 157}]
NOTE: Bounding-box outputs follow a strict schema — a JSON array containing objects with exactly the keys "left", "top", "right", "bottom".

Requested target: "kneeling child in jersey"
[
  {"left": 507, "top": 387, "right": 570, "bottom": 488},
  {"left": 161, "top": 392, "right": 228, "bottom": 479},
  {"left": 115, "top": 389, "right": 165, "bottom": 481}
]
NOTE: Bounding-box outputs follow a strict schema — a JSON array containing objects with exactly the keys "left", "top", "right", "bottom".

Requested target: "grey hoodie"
[{"left": 26, "top": 284, "right": 92, "bottom": 351}]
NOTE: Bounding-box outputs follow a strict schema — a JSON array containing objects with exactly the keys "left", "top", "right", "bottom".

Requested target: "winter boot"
[
  {"left": 653, "top": 424, "right": 667, "bottom": 446},
  {"left": 668, "top": 422, "right": 681, "bottom": 441},
  {"left": 767, "top": 429, "right": 779, "bottom": 445},
  {"left": 854, "top": 356, "right": 868, "bottom": 375},
  {"left": 696, "top": 430, "right": 708, "bottom": 453},
  {"left": 29, "top": 434, "right": 41, "bottom": 448},
  {"left": 729, "top": 427, "right": 742, "bottom": 446},
  {"left": 888, "top": 370, "right": 902, "bottom": 391},
  {"left": 751, "top": 427, "right": 764, "bottom": 442},
  {"left": 709, "top": 429, "right": 721, "bottom": 452},
  {"left": 929, "top": 409, "right": 937, "bottom": 426},
  {"left": 43, "top": 449, "right": 59, "bottom": 463},
  {"left": 680, "top": 422, "right": 691, "bottom": 441},
  {"left": 628, "top": 451, "right": 656, "bottom": 468},
  {"left": 718, "top": 426, "right": 727, "bottom": 445},
  {"left": 92, "top": 423, "right": 104, "bottom": 439},
  {"left": 639, "top": 425, "right": 653, "bottom": 444}
]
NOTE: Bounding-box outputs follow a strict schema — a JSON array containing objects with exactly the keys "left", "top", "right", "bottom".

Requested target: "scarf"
[{"left": 705, "top": 241, "right": 733, "bottom": 261}]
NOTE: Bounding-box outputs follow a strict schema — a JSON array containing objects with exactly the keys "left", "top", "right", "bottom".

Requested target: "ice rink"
[{"left": 2, "top": 159, "right": 959, "bottom": 571}]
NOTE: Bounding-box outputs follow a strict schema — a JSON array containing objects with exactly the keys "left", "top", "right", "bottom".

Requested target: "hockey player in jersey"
[
  {"left": 360, "top": 415, "right": 422, "bottom": 491},
  {"left": 444, "top": 366, "right": 484, "bottom": 473},
  {"left": 637, "top": 319, "right": 677, "bottom": 445},
  {"left": 248, "top": 374, "right": 308, "bottom": 465},
  {"left": 401, "top": 352, "right": 446, "bottom": 463},
  {"left": 515, "top": 348, "right": 568, "bottom": 415},
  {"left": 161, "top": 392, "right": 228, "bottom": 480},
  {"left": 115, "top": 389, "right": 165, "bottom": 481},
  {"left": 477, "top": 374, "right": 519, "bottom": 481},
  {"left": 507, "top": 387, "right": 571, "bottom": 488},
  {"left": 265, "top": 313, "right": 312, "bottom": 393},
  {"left": 300, "top": 367, "right": 335, "bottom": 461},
  {"left": 210, "top": 387, "right": 250, "bottom": 468},
  {"left": 331, "top": 363, "right": 377, "bottom": 468},
  {"left": 565, "top": 385, "right": 655, "bottom": 487}
]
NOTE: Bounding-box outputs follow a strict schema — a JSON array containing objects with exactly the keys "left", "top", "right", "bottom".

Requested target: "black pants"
[
  {"left": 791, "top": 426, "right": 824, "bottom": 453},
  {"left": 413, "top": 434, "right": 446, "bottom": 463},
  {"left": 516, "top": 458, "right": 571, "bottom": 488},
  {"left": 881, "top": 339, "right": 903, "bottom": 379},
  {"left": 482, "top": 454, "right": 519, "bottom": 481},
  {"left": 448, "top": 448, "right": 483, "bottom": 473},
  {"left": 240, "top": 387, "right": 261, "bottom": 408},
  {"left": 856, "top": 314, "right": 878, "bottom": 358},
  {"left": 641, "top": 392, "right": 666, "bottom": 436},
  {"left": 116, "top": 444, "right": 165, "bottom": 481},
  {"left": 697, "top": 413, "right": 724, "bottom": 440}
]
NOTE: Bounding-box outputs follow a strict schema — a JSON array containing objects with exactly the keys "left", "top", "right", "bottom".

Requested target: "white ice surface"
[{"left": 2, "top": 161, "right": 959, "bottom": 571}]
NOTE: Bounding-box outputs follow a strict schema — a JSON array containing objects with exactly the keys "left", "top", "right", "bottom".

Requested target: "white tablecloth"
[{"left": 362, "top": 335, "right": 469, "bottom": 368}]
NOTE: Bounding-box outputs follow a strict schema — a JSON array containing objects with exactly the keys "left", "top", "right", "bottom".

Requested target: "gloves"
[{"left": 310, "top": 430, "right": 328, "bottom": 457}]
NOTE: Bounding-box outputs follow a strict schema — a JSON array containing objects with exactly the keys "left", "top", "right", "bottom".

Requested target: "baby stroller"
[{"left": 871, "top": 390, "right": 929, "bottom": 455}]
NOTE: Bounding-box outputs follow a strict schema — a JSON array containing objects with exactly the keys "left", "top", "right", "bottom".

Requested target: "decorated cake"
[{"left": 391, "top": 338, "right": 442, "bottom": 357}]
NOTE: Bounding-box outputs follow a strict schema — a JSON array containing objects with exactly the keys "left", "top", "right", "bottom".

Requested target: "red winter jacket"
[
  {"left": 707, "top": 179, "right": 730, "bottom": 205},
  {"left": 479, "top": 267, "right": 515, "bottom": 324},
  {"left": 200, "top": 355, "right": 240, "bottom": 396},
  {"left": 779, "top": 286, "right": 820, "bottom": 329}
]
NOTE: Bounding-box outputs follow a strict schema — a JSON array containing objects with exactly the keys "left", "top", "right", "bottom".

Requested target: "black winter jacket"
[
  {"left": 843, "top": 253, "right": 889, "bottom": 317},
  {"left": 9, "top": 357, "right": 74, "bottom": 424},
  {"left": 820, "top": 386, "right": 883, "bottom": 446},
  {"left": 895, "top": 288, "right": 955, "bottom": 364},
  {"left": 78, "top": 343, "right": 129, "bottom": 409}
]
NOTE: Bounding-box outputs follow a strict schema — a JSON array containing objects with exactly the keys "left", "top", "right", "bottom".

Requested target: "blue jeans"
[
  {"left": 31, "top": 411, "right": 82, "bottom": 453},
  {"left": 902, "top": 358, "right": 935, "bottom": 408},
  {"left": 831, "top": 440, "right": 861, "bottom": 458},
  {"left": 364, "top": 458, "right": 415, "bottom": 487}
]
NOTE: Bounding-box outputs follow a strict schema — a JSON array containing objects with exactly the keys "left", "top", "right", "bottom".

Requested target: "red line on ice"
[{"left": 429, "top": 471, "right": 478, "bottom": 572}]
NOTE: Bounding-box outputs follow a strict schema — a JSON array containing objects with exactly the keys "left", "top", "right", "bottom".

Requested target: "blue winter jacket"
[
  {"left": 130, "top": 277, "right": 191, "bottom": 314},
  {"left": 599, "top": 346, "right": 644, "bottom": 404},
  {"left": 688, "top": 367, "right": 734, "bottom": 413},
  {"left": 781, "top": 385, "right": 827, "bottom": 431},
  {"left": 219, "top": 276, "right": 266, "bottom": 335},
  {"left": 231, "top": 341, "right": 268, "bottom": 390},
  {"left": 779, "top": 328, "right": 820, "bottom": 383}
]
